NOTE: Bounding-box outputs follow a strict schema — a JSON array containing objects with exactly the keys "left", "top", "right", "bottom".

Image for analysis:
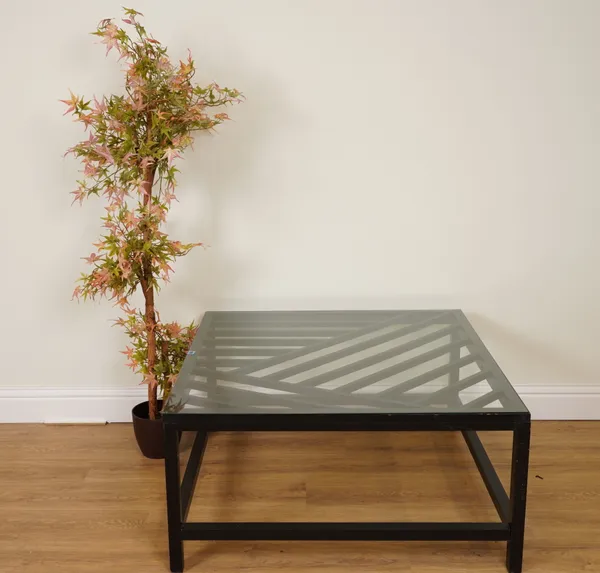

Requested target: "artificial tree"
[{"left": 64, "top": 8, "right": 241, "bottom": 419}]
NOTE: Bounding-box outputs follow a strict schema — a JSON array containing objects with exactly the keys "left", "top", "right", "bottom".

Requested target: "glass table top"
[{"left": 163, "top": 310, "right": 527, "bottom": 416}]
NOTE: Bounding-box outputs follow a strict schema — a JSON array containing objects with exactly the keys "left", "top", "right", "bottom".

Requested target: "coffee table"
[{"left": 162, "top": 310, "right": 530, "bottom": 573}]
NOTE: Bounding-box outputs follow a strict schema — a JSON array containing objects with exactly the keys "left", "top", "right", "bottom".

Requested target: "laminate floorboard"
[{"left": 0, "top": 422, "right": 598, "bottom": 572}]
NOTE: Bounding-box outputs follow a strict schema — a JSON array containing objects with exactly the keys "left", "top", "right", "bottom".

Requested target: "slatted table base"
[{"left": 163, "top": 416, "right": 530, "bottom": 573}]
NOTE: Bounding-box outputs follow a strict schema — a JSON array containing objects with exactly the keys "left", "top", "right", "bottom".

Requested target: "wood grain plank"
[{"left": 0, "top": 422, "right": 599, "bottom": 572}]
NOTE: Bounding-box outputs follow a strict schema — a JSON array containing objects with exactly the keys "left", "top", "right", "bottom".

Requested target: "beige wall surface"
[{"left": 2, "top": 0, "right": 599, "bottom": 394}]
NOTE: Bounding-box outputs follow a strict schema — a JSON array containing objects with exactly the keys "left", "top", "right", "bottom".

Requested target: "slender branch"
[
  {"left": 68, "top": 10, "right": 242, "bottom": 423},
  {"left": 141, "top": 161, "right": 159, "bottom": 419}
]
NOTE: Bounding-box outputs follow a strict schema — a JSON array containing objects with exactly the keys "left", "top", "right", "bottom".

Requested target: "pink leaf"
[
  {"left": 70, "top": 189, "right": 85, "bottom": 205},
  {"left": 95, "top": 145, "right": 114, "bottom": 164},
  {"left": 59, "top": 90, "right": 78, "bottom": 115},
  {"left": 162, "top": 148, "right": 182, "bottom": 166}
]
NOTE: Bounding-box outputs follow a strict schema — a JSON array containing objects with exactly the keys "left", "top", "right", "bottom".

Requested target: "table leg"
[
  {"left": 447, "top": 330, "right": 462, "bottom": 407},
  {"left": 506, "top": 419, "right": 531, "bottom": 573},
  {"left": 164, "top": 424, "right": 184, "bottom": 572}
]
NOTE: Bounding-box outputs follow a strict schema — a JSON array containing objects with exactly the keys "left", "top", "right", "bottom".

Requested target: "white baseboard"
[
  {"left": 0, "top": 385, "right": 598, "bottom": 423},
  {"left": 0, "top": 387, "right": 148, "bottom": 424},
  {"left": 515, "top": 385, "right": 600, "bottom": 421}
]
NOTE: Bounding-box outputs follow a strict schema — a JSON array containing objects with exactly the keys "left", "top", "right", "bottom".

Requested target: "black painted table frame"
[{"left": 163, "top": 411, "right": 530, "bottom": 573}]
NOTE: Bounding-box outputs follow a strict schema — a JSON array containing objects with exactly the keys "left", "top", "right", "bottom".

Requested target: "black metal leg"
[
  {"left": 462, "top": 430, "right": 510, "bottom": 522},
  {"left": 181, "top": 432, "right": 208, "bottom": 522},
  {"left": 164, "top": 424, "right": 184, "bottom": 573},
  {"left": 506, "top": 419, "right": 531, "bottom": 573},
  {"left": 446, "top": 331, "right": 462, "bottom": 407}
]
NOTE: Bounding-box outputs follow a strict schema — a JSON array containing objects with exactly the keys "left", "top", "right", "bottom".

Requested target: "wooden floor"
[{"left": 0, "top": 422, "right": 599, "bottom": 572}]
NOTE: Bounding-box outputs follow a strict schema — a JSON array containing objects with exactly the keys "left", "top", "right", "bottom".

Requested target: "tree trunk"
[
  {"left": 141, "top": 165, "right": 159, "bottom": 420},
  {"left": 143, "top": 274, "right": 158, "bottom": 419}
]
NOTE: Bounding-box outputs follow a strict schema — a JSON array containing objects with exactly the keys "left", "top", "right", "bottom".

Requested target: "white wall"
[{"left": 2, "top": 1, "right": 600, "bottom": 417}]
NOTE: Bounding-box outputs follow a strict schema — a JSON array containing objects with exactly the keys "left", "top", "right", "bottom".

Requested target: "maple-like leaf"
[
  {"left": 93, "top": 96, "right": 107, "bottom": 113},
  {"left": 165, "top": 322, "right": 182, "bottom": 337},
  {"left": 123, "top": 210, "right": 139, "bottom": 228},
  {"left": 70, "top": 189, "right": 85, "bottom": 205},
  {"left": 83, "top": 162, "right": 98, "bottom": 177},
  {"left": 94, "top": 145, "right": 114, "bottom": 164},
  {"left": 78, "top": 114, "right": 94, "bottom": 130},
  {"left": 71, "top": 286, "right": 83, "bottom": 300},
  {"left": 121, "top": 346, "right": 135, "bottom": 358},
  {"left": 162, "top": 148, "right": 181, "bottom": 166},
  {"left": 83, "top": 252, "right": 100, "bottom": 264},
  {"left": 100, "top": 23, "right": 119, "bottom": 55},
  {"left": 60, "top": 91, "right": 79, "bottom": 115},
  {"left": 131, "top": 93, "right": 145, "bottom": 111}
]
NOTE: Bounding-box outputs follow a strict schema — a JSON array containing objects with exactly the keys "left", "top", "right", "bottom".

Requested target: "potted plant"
[{"left": 63, "top": 8, "right": 242, "bottom": 458}]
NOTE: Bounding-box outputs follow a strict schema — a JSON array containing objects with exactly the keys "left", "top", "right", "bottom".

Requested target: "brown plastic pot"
[{"left": 132, "top": 400, "right": 165, "bottom": 459}]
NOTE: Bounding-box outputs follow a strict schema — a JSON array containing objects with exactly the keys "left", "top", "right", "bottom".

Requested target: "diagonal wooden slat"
[
  {"left": 291, "top": 342, "right": 471, "bottom": 396},
  {"left": 185, "top": 391, "right": 298, "bottom": 410},
  {"left": 365, "top": 354, "right": 479, "bottom": 398},
  {"left": 208, "top": 326, "right": 362, "bottom": 337},
  {"left": 414, "top": 370, "right": 491, "bottom": 406},
  {"left": 184, "top": 382, "right": 418, "bottom": 411},
  {"left": 209, "top": 312, "right": 400, "bottom": 325},
  {"left": 204, "top": 337, "right": 330, "bottom": 347},
  {"left": 208, "top": 309, "right": 443, "bottom": 321},
  {"left": 273, "top": 327, "right": 459, "bottom": 386},
  {"left": 195, "top": 357, "right": 277, "bottom": 368},
  {"left": 238, "top": 312, "right": 453, "bottom": 376},
  {"left": 212, "top": 318, "right": 393, "bottom": 327},
  {"left": 194, "top": 347, "right": 296, "bottom": 357},
  {"left": 189, "top": 369, "right": 421, "bottom": 410},
  {"left": 450, "top": 311, "right": 526, "bottom": 409},
  {"left": 460, "top": 390, "right": 505, "bottom": 410}
]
